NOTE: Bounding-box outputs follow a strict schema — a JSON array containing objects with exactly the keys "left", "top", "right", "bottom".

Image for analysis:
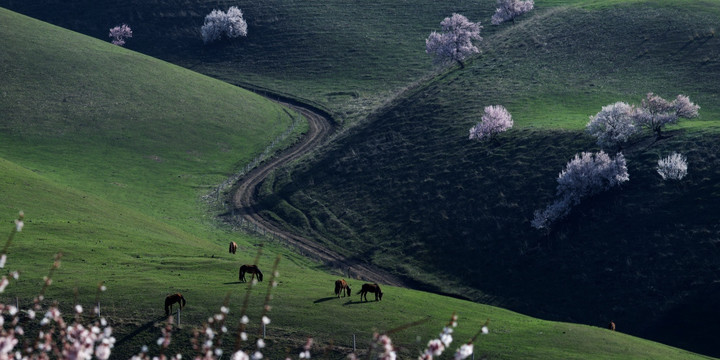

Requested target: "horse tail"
[{"left": 181, "top": 295, "right": 186, "bottom": 309}]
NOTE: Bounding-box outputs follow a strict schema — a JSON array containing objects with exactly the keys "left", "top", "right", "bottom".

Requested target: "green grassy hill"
[
  {"left": 0, "top": 0, "right": 499, "bottom": 123},
  {"left": 254, "top": 1, "right": 720, "bottom": 356},
  {"left": 1, "top": 2, "right": 719, "bottom": 359}
]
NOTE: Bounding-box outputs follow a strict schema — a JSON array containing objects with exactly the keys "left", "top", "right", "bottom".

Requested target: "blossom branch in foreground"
[{"left": 453, "top": 319, "right": 490, "bottom": 360}]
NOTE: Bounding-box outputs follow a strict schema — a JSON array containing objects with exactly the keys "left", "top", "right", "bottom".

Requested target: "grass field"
[
  {"left": 253, "top": 1, "right": 720, "bottom": 356},
  {"left": 1, "top": 1, "right": 720, "bottom": 359}
]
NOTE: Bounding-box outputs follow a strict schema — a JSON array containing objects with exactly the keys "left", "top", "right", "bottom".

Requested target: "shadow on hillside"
[
  {"left": 115, "top": 316, "right": 166, "bottom": 348},
  {"left": 223, "top": 281, "right": 244, "bottom": 285},
  {"left": 313, "top": 297, "right": 337, "bottom": 304},
  {"left": 342, "top": 300, "right": 377, "bottom": 306}
]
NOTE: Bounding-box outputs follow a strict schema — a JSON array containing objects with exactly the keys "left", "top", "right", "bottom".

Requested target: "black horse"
[
  {"left": 359, "top": 283, "right": 383, "bottom": 301},
  {"left": 239, "top": 264, "right": 263, "bottom": 282}
]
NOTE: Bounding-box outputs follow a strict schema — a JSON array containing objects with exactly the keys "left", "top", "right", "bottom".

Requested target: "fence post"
[
  {"left": 263, "top": 323, "right": 266, "bottom": 338},
  {"left": 15, "top": 297, "right": 18, "bottom": 310},
  {"left": 176, "top": 308, "right": 180, "bottom": 326},
  {"left": 353, "top": 334, "right": 356, "bottom": 352},
  {"left": 97, "top": 302, "right": 100, "bottom": 317}
]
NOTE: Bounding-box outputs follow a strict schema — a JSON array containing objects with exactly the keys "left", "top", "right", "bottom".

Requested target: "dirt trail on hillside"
[{"left": 228, "top": 101, "right": 408, "bottom": 288}]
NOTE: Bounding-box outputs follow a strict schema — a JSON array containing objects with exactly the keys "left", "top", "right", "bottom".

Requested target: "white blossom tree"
[
  {"left": 426, "top": 14, "right": 483, "bottom": 68},
  {"left": 109, "top": 24, "right": 132, "bottom": 46},
  {"left": 586, "top": 102, "right": 639, "bottom": 149},
  {"left": 201, "top": 6, "right": 248, "bottom": 44},
  {"left": 532, "top": 151, "right": 629, "bottom": 230},
  {"left": 491, "top": 0, "right": 535, "bottom": 25},
  {"left": 469, "top": 105, "right": 513, "bottom": 141},
  {"left": 657, "top": 152, "right": 688, "bottom": 180},
  {"left": 633, "top": 93, "right": 699, "bottom": 139}
]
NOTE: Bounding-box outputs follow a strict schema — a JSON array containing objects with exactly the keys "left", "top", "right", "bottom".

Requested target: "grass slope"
[
  {"left": 0, "top": 5, "right": 713, "bottom": 360},
  {"left": 256, "top": 1, "right": 720, "bottom": 356},
  {"left": 0, "top": 0, "right": 501, "bottom": 123}
]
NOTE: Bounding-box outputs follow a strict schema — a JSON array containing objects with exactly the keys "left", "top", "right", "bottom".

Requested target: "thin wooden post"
[
  {"left": 353, "top": 334, "right": 356, "bottom": 352},
  {"left": 263, "top": 323, "right": 266, "bottom": 338},
  {"left": 176, "top": 308, "right": 180, "bottom": 326},
  {"left": 15, "top": 297, "right": 18, "bottom": 309},
  {"left": 97, "top": 302, "right": 100, "bottom": 317}
]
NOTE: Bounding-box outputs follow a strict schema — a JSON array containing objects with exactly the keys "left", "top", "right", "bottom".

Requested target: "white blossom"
[
  {"left": 426, "top": 14, "right": 482, "bottom": 66},
  {"left": 532, "top": 151, "right": 628, "bottom": 229},
  {"left": 492, "top": 0, "right": 534, "bottom": 25},
  {"left": 201, "top": 7, "right": 248, "bottom": 44},
  {"left": 586, "top": 102, "right": 639, "bottom": 149},
  {"left": 657, "top": 152, "right": 688, "bottom": 180},
  {"left": 469, "top": 105, "right": 513, "bottom": 141},
  {"left": 454, "top": 344, "right": 474, "bottom": 360}
]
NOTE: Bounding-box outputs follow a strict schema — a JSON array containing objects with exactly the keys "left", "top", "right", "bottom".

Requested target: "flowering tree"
[
  {"left": 532, "top": 151, "right": 629, "bottom": 229},
  {"left": 469, "top": 105, "right": 513, "bottom": 141},
  {"left": 657, "top": 152, "right": 688, "bottom": 180},
  {"left": 585, "top": 102, "right": 639, "bottom": 149},
  {"left": 426, "top": 14, "right": 483, "bottom": 67},
  {"left": 633, "top": 93, "right": 699, "bottom": 139},
  {"left": 491, "top": 0, "right": 535, "bottom": 25},
  {"left": 109, "top": 24, "right": 132, "bottom": 46},
  {"left": 201, "top": 6, "right": 248, "bottom": 44}
]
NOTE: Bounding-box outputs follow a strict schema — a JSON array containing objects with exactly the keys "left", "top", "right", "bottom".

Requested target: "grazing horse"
[
  {"left": 358, "top": 283, "right": 383, "bottom": 301},
  {"left": 229, "top": 241, "right": 238, "bottom": 254},
  {"left": 334, "top": 279, "right": 351, "bottom": 297},
  {"left": 608, "top": 321, "right": 616, "bottom": 331},
  {"left": 165, "top": 293, "right": 186, "bottom": 316},
  {"left": 239, "top": 264, "right": 263, "bottom": 282}
]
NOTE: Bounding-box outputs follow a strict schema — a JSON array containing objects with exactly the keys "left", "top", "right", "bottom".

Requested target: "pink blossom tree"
[
  {"left": 657, "top": 152, "right": 688, "bottom": 180},
  {"left": 109, "top": 24, "right": 132, "bottom": 46},
  {"left": 491, "top": 0, "right": 535, "bottom": 25},
  {"left": 585, "top": 102, "right": 639, "bottom": 149},
  {"left": 532, "top": 151, "right": 629, "bottom": 229},
  {"left": 633, "top": 93, "right": 699, "bottom": 139},
  {"left": 469, "top": 105, "right": 513, "bottom": 141},
  {"left": 426, "top": 14, "right": 483, "bottom": 68},
  {"left": 201, "top": 6, "right": 248, "bottom": 44}
]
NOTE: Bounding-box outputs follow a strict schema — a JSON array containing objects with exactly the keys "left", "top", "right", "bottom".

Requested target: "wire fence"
[{"left": 203, "top": 111, "right": 301, "bottom": 205}]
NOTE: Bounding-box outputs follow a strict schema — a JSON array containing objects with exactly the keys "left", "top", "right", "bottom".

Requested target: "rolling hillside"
[
  {"left": 254, "top": 1, "right": 720, "bottom": 357},
  {"left": 1, "top": 1, "right": 719, "bottom": 359},
  {"left": 0, "top": 0, "right": 499, "bottom": 123}
]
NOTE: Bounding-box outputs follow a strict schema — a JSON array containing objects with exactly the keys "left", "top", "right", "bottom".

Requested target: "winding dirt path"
[{"left": 229, "top": 101, "right": 408, "bottom": 288}]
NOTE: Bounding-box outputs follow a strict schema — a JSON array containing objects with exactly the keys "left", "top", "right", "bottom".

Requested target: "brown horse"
[
  {"left": 239, "top": 264, "right": 263, "bottom": 282},
  {"left": 165, "top": 293, "right": 186, "bottom": 316},
  {"left": 359, "top": 283, "right": 383, "bottom": 301},
  {"left": 334, "top": 279, "right": 351, "bottom": 297},
  {"left": 608, "top": 321, "right": 616, "bottom": 331},
  {"left": 229, "top": 241, "right": 238, "bottom": 254}
]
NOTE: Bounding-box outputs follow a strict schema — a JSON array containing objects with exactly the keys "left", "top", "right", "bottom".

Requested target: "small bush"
[{"left": 657, "top": 152, "right": 688, "bottom": 180}]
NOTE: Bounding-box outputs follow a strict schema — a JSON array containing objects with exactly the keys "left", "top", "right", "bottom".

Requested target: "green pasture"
[
  {"left": 1, "top": 0, "right": 719, "bottom": 358},
  {"left": 254, "top": 1, "right": 720, "bottom": 356}
]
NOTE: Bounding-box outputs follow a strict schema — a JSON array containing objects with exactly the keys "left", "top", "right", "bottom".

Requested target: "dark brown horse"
[
  {"left": 359, "top": 283, "right": 383, "bottom": 301},
  {"left": 229, "top": 241, "right": 238, "bottom": 254},
  {"left": 334, "top": 279, "right": 351, "bottom": 297},
  {"left": 239, "top": 264, "right": 263, "bottom": 282},
  {"left": 608, "top": 321, "right": 616, "bottom": 331},
  {"left": 165, "top": 293, "right": 186, "bottom": 316}
]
